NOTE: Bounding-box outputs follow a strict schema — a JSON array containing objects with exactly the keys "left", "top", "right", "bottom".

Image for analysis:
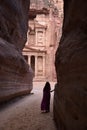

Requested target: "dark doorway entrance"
[
  {"left": 24, "top": 55, "right": 28, "bottom": 62},
  {"left": 31, "top": 55, "right": 35, "bottom": 72}
]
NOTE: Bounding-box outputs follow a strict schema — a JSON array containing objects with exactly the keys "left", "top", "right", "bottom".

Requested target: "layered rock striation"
[
  {"left": 0, "top": 0, "right": 33, "bottom": 102},
  {"left": 54, "top": 0, "right": 87, "bottom": 129}
]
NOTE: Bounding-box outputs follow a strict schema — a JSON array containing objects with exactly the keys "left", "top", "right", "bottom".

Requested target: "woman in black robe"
[{"left": 41, "top": 81, "right": 51, "bottom": 113}]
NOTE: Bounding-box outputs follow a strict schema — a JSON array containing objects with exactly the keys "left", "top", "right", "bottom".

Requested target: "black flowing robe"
[{"left": 41, "top": 89, "right": 51, "bottom": 111}]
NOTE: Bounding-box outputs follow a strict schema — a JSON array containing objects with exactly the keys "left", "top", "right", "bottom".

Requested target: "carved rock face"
[
  {"left": 54, "top": 0, "right": 87, "bottom": 129},
  {"left": 0, "top": 0, "right": 30, "bottom": 50},
  {"left": 0, "top": 0, "right": 33, "bottom": 102}
]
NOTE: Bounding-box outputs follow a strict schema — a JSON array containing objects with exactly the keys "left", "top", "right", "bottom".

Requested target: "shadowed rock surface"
[
  {"left": 54, "top": 0, "right": 87, "bottom": 129},
  {"left": 0, "top": 0, "right": 33, "bottom": 102}
]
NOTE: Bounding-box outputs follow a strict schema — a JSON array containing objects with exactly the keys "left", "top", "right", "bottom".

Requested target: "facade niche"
[{"left": 37, "top": 31, "right": 43, "bottom": 45}]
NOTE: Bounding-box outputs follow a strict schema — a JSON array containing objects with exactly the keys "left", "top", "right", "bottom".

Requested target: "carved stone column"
[
  {"left": 35, "top": 56, "right": 38, "bottom": 77},
  {"left": 28, "top": 55, "right": 31, "bottom": 66},
  {"left": 43, "top": 55, "right": 45, "bottom": 77}
]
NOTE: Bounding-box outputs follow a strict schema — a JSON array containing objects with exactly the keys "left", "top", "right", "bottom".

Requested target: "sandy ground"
[{"left": 0, "top": 82, "right": 57, "bottom": 130}]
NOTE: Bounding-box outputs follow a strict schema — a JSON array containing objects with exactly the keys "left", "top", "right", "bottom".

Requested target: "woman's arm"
[{"left": 50, "top": 89, "right": 55, "bottom": 92}]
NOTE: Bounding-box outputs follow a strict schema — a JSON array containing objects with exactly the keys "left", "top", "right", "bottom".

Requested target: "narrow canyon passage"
[{"left": 0, "top": 82, "right": 57, "bottom": 130}]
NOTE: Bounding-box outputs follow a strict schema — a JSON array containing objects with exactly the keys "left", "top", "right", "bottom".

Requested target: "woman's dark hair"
[{"left": 43, "top": 81, "right": 51, "bottom": 91}]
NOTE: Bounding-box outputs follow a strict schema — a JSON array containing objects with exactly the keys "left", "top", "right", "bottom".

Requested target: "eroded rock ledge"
[{"left": 0, "top": 0, "right": 33, "bottom": 102}]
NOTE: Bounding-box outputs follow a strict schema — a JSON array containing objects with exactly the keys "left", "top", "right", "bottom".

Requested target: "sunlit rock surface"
[
  {"left": 0, "top": 0, "right": 33, "bottom": 102},
  {"left": 54, "top": 0, "right": 87, "bottom": 129}
]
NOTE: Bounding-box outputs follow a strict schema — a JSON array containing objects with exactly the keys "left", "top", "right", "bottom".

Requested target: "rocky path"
[{"left": 0, "top": 82, "right": 57, "bottom": 130}]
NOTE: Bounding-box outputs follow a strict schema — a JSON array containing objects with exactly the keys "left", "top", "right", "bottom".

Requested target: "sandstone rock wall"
[
  {"left": 54, "top": 0, "right": 87, "bottom": 129},
  {"left": 0, "top": 0, "right": 33, "bottom": 102}
]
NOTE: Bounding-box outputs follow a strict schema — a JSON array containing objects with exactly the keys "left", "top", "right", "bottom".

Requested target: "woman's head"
[{"left": 44, "top": 81, "right": 51, "bottom": 91}]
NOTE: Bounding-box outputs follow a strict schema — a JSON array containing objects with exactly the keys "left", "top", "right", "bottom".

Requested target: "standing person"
[{"left": 41, "top": 81, "right": 51, "bottom": 113}]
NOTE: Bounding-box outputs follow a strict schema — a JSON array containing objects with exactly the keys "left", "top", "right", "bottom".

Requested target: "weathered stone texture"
[
  {"left": 54, "top": 0, "right": 87, "bottom": 129},
  {"left": 0, "top": 0, "right": 33, "bottom": 102},
  {"left": 0, "top": 0, "right": 30, "bottom": 50}
]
